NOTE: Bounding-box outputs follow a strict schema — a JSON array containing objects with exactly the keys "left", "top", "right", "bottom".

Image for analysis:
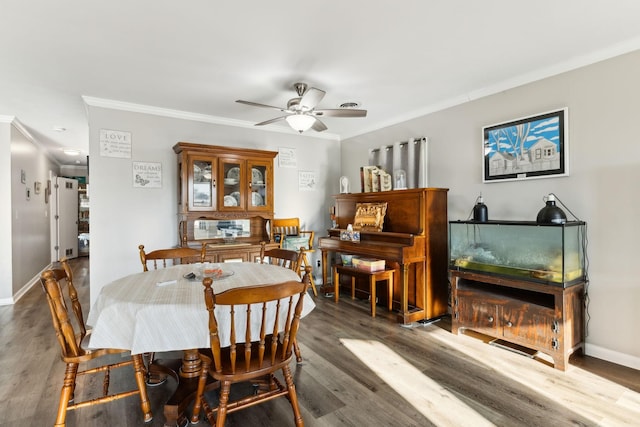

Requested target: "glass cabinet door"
[
  {"left": 248, "top": 160, "right": 271, "bottom": 210},
  {"left": 220, "top": 158, "right": 244, "bottom": 210},
  {"left": 189, "top": 156, "right": 216, "bottom": 211}
]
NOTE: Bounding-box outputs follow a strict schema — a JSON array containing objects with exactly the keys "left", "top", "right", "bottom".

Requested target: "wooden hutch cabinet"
[{"left": 173, "top": 142, "right": 278, "bottom": 261}]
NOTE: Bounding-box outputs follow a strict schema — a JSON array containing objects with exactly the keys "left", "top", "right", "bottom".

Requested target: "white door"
[{"left": 55, "top": 177, "right": 79, "bottom": 260}]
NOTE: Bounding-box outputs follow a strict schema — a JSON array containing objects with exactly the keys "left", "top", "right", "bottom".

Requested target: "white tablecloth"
[{"left": 87, "top": 263, "right": 315, "bottom": 355}]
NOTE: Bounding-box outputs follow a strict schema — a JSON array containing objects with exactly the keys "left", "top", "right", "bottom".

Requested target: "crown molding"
[{"left": 82, "top": 96, "right": 340, "bottom": 141}]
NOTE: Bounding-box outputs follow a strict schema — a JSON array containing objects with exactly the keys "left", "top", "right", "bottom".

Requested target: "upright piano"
[{"left": 318, "top": 188, "right": 449, "bottom": 324}]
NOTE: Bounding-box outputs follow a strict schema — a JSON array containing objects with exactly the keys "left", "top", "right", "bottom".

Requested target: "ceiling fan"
[{"left": 236, "top": 82, "right": 367, "bottom": 133}]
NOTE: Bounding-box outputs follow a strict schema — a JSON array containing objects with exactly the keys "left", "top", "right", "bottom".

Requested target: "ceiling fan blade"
[
  {"left": 236, "top": 100, "right": 287, "bottom": 112},
  {"left": 300, "top": 87, "right": 326, "bottom": 111},
  {"left": 313, "top": 108, "right": 367, "bottom": 118},
  {"left": 255, "top": 116, "right": 287, "bottom": 126},
  {"left": 311, "top": 118, "right": 328, "bottom": 132}
]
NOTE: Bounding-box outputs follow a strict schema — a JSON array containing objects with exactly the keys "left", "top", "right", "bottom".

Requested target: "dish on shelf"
[
  {"left": 224, "top": 178, "right": 238, "bottom": 185},
  {"left": 223, "top": 195, "right": 238, "bottom": 207},
  {"left": 203, "top": 165, "right": 212, "bottom": 180},
  {"left": 230, "top": 191, "right": 241, "bottom": 204},
  {"left": 251, "top": 168, "right": 263, "bottom": 184},
  {"left": 251, "top": 191, "right": 263, "bottom": 206},
  {"left": 226, "top": 167, "right": 240, "bottom": 180}
]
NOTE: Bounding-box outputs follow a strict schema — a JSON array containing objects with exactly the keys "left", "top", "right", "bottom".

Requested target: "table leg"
[{"left": 154, "top": 349, "right": 205, "bottom": 427}]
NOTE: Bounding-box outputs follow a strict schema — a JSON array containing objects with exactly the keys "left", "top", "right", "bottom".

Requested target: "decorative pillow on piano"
[{"left": 353, "top": 202, "right": 387, "bottom": 232}]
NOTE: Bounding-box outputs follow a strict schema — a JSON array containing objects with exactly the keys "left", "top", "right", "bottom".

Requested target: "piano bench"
[{"left": 332, "top": 265, "right": 394, "bottom": 317}]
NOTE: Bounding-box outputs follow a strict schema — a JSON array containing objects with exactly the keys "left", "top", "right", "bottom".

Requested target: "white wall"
[
  {"left": 342, "top": 50, "right": 640, "bottom": 369},
  {"left": 87, "top": 108, "right": 340, "bottom": 307},
  {"left": 0, "top": 119, "right": 12, "bottom": 302},
  {"left": 1, "top": 119, "right": 58, "bottom": 304}
]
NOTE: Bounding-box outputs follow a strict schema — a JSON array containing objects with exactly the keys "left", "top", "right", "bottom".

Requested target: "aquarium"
[{"left": 449, "top": 220, "right": 586, "bottom": 287}]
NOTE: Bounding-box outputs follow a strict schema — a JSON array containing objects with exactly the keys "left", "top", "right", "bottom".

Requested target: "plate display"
[
  {"left": 230, "top": 191, "right": 241, "bottom": 204},
  {"left": 226, "top": 167, "right": 240, "bottom": 180},
  {"left": 251, "top": 192, "right": 263, "bottom": 206},
  {"left": 224, "top": 178, "right": 238, "bottom": 185},
  {"left": 224, "top": 195, "right": 238, "bottom": 206},
  {"left": 251, "top": 168, "right": 263, "bottom": 184}
]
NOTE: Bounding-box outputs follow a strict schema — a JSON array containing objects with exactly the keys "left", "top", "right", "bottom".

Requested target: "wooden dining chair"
[
  {"left": 190, "top": 272, "right": 311, "bottom": 426},
  {"left": 272, "top": 217, "right": 318, "bottom": 296},
  {"left": 40, "top": 258, "right": 152, "bottom": 427},
  {"left": 259, "top": 241, "right": 303, "bottom": 271},
  {"left": 259, "top": 242, "right": 306, "bottom": 362},
  {"left": 138, "top": 244, "right": 205, "bottom": 271}
]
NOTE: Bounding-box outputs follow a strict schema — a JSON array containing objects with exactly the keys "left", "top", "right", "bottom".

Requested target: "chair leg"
[
  {"left": 293, "top": 339, "right": 303, "bottom": 363},
  {"left": 191, "top": 354, "right": 210, "bottom": 424},
  {"left": 282, "top": 365, "right": 304, "bottom": 427},
  {"left": 132, "top": 354, "right": 153, "bottom": 423},
  {"left": 55, "top": 362, "right": 78, "bottom": 427},
  {"left": 333, "top": 267, "right": 340, "bottom": 303},
  {"left": 300, "top": 252, "right": 318, "bottom": 297},
  {"left": 216, "top": 380, "right": 232, "bottom": 427},
  {"left": 351, "top": 277, "right": 356, "bottom": 300},
  {"left": 308, "top": 273, "right": 318, "bottom": 297}
]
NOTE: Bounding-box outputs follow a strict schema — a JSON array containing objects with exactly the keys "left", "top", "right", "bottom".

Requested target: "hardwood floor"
[{"left": 1, "top": 257, "right": 639, "bottom": 426}]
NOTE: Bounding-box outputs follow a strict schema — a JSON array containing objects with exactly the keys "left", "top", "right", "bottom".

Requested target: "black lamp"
[
  {"left": 472, "top": 194, "right": 488, "bottom": 222},
  {"left": 536, "top": 194, "right": 567, "bottom": 224}
]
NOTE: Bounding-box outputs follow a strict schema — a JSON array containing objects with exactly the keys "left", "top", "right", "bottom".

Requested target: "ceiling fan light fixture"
[{"left": 286, "top": 114, "right": 315, "bottom": 133}]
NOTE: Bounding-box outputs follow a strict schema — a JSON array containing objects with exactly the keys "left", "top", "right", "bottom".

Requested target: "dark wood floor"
[{"left": 1, "top": 257, "right": 639, "bottom": 426}]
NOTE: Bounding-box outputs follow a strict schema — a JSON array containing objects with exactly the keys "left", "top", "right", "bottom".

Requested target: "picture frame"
[
  {"left": 483, "top": 108, "right": 568, "bottom": 182},
  {"left": 360, "top": 165, "right": 379, "bottom": 192},
  {"left": 45, "top": 180, "right": 51, "bottom": 204}
]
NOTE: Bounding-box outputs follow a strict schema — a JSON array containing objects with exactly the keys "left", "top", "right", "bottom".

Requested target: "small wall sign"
[
  {"left": 100, "top": 129, "right": 132, "bottom": 158},
  {"left": 133, "top": 162, "right": 162, "bottom": 188},
  {"left": 278, "top": 147, "right": 297, "bottom": 168},
  {"left": 298, "top": 170, "right": 316, "bottom": 191}
]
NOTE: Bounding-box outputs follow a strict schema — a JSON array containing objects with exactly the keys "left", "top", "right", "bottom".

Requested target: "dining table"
[{"left": 87, "top": 262, "right": 315, "bottom": 427}]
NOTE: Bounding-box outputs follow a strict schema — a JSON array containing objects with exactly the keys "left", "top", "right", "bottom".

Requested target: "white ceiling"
[{"left": 3, "top": 0, "right": 640, "bottom": 167}]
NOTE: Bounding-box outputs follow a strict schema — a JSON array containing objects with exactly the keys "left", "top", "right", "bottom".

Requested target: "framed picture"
[{"left": 483, "top": 108, "right": 568, "bottom": 182}]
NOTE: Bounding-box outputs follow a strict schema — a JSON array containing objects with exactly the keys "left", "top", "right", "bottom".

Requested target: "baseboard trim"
[
  {"left": 0, "top": 262, "right": 53, "bottom": 306},
  {"left": 586, "top": 343, "right": 640, "bottom": 371}
]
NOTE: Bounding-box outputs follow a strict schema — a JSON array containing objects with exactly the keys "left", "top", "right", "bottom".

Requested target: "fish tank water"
[{"left": 449, "top": 220, "right": 586, "bottom": 287}]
